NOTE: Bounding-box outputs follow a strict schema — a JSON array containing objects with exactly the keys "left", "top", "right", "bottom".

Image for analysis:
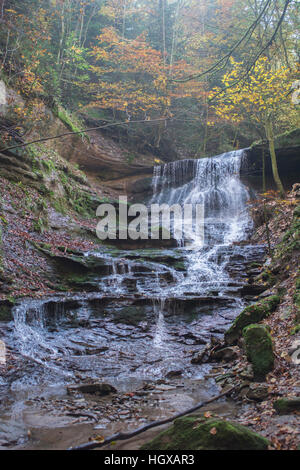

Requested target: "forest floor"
[
  {"left": 207, "top": 186, "right": 300, "bottom": 450},
  {"left": 0, "top": 175, "right": 102, "bottom": 299},
  {"left": 0, "top": 172, "right": 299, "bottom": 450}
]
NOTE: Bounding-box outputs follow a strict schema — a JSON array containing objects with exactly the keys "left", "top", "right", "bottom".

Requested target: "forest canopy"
[{"left": 0, "top": 0, "right": 299, "bottom": 157}]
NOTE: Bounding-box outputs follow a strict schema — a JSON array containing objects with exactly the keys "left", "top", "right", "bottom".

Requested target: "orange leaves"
[
  {"left": 89, "top": 24, "right": 207, "bottom": 118},
  {"left": 89, "top": 26, "right": 169, "bottom": 116},
  {"left": 93, "top": 27, "right": 163, "bottom": 77}
]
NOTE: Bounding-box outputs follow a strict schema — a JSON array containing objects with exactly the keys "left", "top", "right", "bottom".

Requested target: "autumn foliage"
[{"left": 0, "top": 0, "right": 299, "bottom": 156}]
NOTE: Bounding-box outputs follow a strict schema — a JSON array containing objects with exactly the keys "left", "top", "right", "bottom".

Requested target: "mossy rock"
[
  {"left": 243, "top": 324, "right": 274, "bottom": 381},
  {"left": 273, "top": 398, "right": 300, "bottom": 414},
  {"left": 141, "top": 416, "right": 269, "bottom": 450},
  {"left": 113, "top": 306, "right": 147, "bottom": 326},
  {"left": 65, "top": 273, "right": 100, "bottom": 291},
  {"left": 53, "top": 104, "right": 85, "bottom": 137},
  {"left": 259, "top": 269, "right": 277, "bottom": 287},
  {"left": 225, "top": 295, "right": 280, "bottom": 344},
  {"left": 0, "top": 299, "right": 14, "bottom": 322},
  {"left": 290, "top": 324, "right": 300, "bottom": 335}
]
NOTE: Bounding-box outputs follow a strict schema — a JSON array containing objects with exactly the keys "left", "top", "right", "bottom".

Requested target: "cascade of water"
[
  {"left": 13, "top": 300, "right": 58, "bottom": 361},
  {"left": 153, "top": 298, "right": 168, "bottom": 349},
  {"left": 8, "top": 149, "right": 256, "bottom": 386},
  {"left": 150, "top": 150, "right": 253, "bottom": 296},
  {"left": 152, "top": 165, "right": 161, "bottom": 194}
]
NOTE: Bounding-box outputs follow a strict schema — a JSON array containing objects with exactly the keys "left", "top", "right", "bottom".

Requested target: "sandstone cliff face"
[
  {"left": 0, "top": 80, "right": 160, "bottom": 200},
  {"left": 47, "top": 122, "right": 155, "bottom": 198},
  {"left": 41, "top": 114, "right": 156, "bottom": 181}
]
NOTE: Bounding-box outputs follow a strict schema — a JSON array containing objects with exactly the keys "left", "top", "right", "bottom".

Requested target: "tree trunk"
[
  {"left": 159, "top": 0, "right": 166, "bottom": 65},
  {"left": 264, "top": 120, "right": 285, "bottom": 198},
  {"left": 262, "top": 147, "right": 272, "bottom": 257}
]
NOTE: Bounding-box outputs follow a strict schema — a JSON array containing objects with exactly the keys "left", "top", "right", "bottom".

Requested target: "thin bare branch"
[{"left": 68, "top": 386, "right": 235, "bottom": 451}]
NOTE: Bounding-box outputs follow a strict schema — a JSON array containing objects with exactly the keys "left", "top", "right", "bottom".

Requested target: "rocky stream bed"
[{"left": 0, "top": 150, "right": 299, "bottom": 450}]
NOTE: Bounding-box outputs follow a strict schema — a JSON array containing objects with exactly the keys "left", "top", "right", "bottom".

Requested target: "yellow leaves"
[
  {"left": 90, "top": 435, "right": 105, "bottom": 443},
  {"left": 212, "top": 57, "right": 294, "bottom": 125},
  {"left": 88, "top": 18, "right": 209, "bottom": 118},
  {"left": 70, "top": 45, "right": 83, "bottom": 55}
]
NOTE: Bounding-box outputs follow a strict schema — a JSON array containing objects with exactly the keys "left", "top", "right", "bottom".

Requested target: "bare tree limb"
[
  {"left": 208, "top": 0, "right": 293, "bottom": 102},
  {"left": 172, "top": 0, "right": 273, "bottom": 83},
  {"left": 68, "top": 386, "right": 235, "bottom": 451},
  {"left": 0, "top": 117, "right": 173, "bottom": 154},
  {"left": 173, "top": 0, "right": 291, "bottom": 85}
]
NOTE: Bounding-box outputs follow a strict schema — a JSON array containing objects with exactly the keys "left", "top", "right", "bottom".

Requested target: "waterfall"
[
  {"left": 13, "top": 300, "right": 58, "bottom": 362},
  {"left": 153, "top": 298, "right": 168, "bottom": 349},
  {"left": 150, "top": 150, "right": 253, "bottom": 296},
  {"left": 7, "top": 149, "right": 257, "bottom": 389},
  {"left": 151, "top": 150, "right": 251, "bottom": 246}
]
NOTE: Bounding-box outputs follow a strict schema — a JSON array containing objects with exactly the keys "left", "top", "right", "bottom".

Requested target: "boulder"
[
  {"left": 191, "top": 348, "right": 209, "bottom": 364},
  {"left": 273, "top": 397, "right": 300, "bottom": 414},
  {"left": 225, "top": 295, "right": 280, "bottom": 344},
  {"left": 243, "top": 324, "right": 274, "bottom": 381},
  {"left": 210, "top": 346, "right": 239, "bottom": 362},
  {"left": 141, "top": 415, "right": 270, "bottom": 450},
  {"left": 246, "top": 383, "right": 269, "bottom": 401},
  {"left": 0, "top": 300, "right": 14, "bottom": 322},
  {"left": 67, "top": 382, "right": 117, "bottom": 396}
]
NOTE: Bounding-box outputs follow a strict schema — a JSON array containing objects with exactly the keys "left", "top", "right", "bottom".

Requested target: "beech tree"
[
  {"left": 0, "top": 0, "right": 298, "bottom": 156},
  {"left": 210, "top": 57, "right": 299, "bottom": 197}
]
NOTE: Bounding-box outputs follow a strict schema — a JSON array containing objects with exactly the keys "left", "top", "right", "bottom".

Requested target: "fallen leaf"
[{"left": 93, "top": 435, "right": 105, "bottom": 443}]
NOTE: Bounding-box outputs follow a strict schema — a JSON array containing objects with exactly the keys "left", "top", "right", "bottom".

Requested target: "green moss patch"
[
  {"left": 273, "top": 398, "right": 300, "bottom": 414},
  {"left": 141, "top": 415, "right": 269, "bottom": 450},
  {"left": 243, "top": 324, "right": 274, "bottom": 380},
  {"left": 225, "top": 295, "right": 280, "bottom": 344},
  {"left": 53, "top": 105, "right": 86, "bottom": 139},
  {"left": 0, "top": 299, "right": 15, "bottom": 322}
]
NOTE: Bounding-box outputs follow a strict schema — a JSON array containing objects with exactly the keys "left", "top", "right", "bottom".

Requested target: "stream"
[{"left": 0, "top": 149, "right": 267, "bottom": 449}]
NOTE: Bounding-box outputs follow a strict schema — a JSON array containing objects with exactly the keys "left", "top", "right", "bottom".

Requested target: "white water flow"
[
  {"left": 0, "top": 149, "right": 264, "bottom": 450},
  {"left": 153, "top": 298, "right": 168, "bottom": 349},
  {"left": 12, "top": 299, "right": 74, "bottom": 380},
  {"left": 150, "top": 150, "right": 252, "bottom": 299},
  {"left": 9, "top": 150, "right": 255, "bottom": 375}
]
